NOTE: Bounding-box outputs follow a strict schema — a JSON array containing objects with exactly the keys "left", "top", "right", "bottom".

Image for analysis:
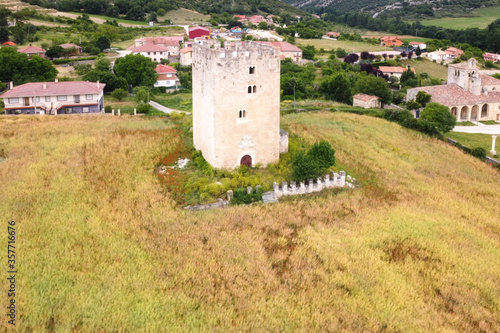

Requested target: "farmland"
[
  {"left": 419, "top": 6, "right": 500, "bottom": 29},
  {"left": 0, "top": 112, "right": 499, "bottom": 331}
]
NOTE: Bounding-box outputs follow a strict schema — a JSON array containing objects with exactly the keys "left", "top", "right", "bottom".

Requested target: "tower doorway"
[{"left": 240, "top": 155, "right": 252, "bottom": 167}]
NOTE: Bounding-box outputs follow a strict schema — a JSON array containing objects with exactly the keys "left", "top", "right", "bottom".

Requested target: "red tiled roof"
[
  {"left": 155, "top": 64, "right": 176, "bottom": 74},
  {"left": 131, "top": 44, "right": 169, "bottom": 53},
  {"left": 379, "top": 66, "right": 416, "bottom": 74},
  {"left": 17, "top": 45, "right": 45, "bottom": 54},
  {"left": 353, "top": 93, "right": 378, "bottom": 101},
  {"left": 180, "top": 47, "right": 192, "bottom": 54},
  {"left": 326, "top": 32, "right": 340, "bottom": 37},
  {"left": 408, "top": 84, "right": 500, "bottom": 106},
  {"left": 445, "top": 47, "right": 464, "bottom": 56},
  {"left": 0, "top": 81, "right": 105, "bottom": 98},
  {"left": 136, "top": 36, "right": 184, "bottom": 43},
  {"left": 60, "top": 43, "right": 81, "bottom": 49},
  {"left": 409, "top": 41, "right": 424, "bottom": 45},
  {"left": 3, "top": 41, "right": 16, "bottom": 46},
  {"left": 479, "top": 74, "right": 500, "bottom": 86}
]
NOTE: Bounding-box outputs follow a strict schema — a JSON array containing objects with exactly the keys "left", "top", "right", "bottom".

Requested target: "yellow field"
[{"left": 0, "top": 113, "right": 499, "bottom": 331}]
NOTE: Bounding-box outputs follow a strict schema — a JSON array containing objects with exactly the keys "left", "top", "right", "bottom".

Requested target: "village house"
[
  {"left": 180, "top": 46, "right": 193, "bottom": 66},
  {"left": 325, "top": 32, "right": 340, "bottom": 39},
  {"left": 60, "top": 43, "right": 82, "bottom": 54},
  {"left": 188, "top": 26, "right": 210, "bottom": 39},
  {"left": 353, "top": 93, "right": 380, "bottom": 109},
  {"left": 131, "top": 44, "right": 170, "bottom": 62},
  {"left": 154, "top": 64, "right": 179, "bottom": 89},
  {"left": 409, "top": 41, "right": 427, "bottom": 50},
  {"left": 483, "top": 52, "right": 500, "bottom": 63},
  {"left": 259, "top": 41, "right": 302, "bottom": 62},
  {"left": 380, "top": 36, "right": 403, "bottom": 47},
  {"left": 1, "top": 80, "right": 105, "bottom": 115},
  {"left": 249, "top": 15, "right": 265, "bottom": 25},
  {"left": 134, "top": 36, "right": 184, "bottom": 48},
  {"left": 17, "top": 45, "right": 46, "bottom": 58},
  {"left": 426, "top": 50, "right": 450, "bottom": 62},
  {"left": 378, "top": 66, "right": 416, "bottom": 79},
  {"left": 407, "top": 58, "right": 500, "bottom": 122},
  {"left": 445, "top": 46, "right": 464, "bottom": 59}
]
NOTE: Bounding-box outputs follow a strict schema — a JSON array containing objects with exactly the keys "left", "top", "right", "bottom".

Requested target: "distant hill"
[
  {"left": 14, "top": 0, "right": 306, "bottom": 19},
  {"left": 283, "top": 0, "right": 500, "bottom": 19}
]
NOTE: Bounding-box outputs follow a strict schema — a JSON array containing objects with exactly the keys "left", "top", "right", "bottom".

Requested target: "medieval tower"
[{"left": 192, "top": 41, "right": 282, "bottom": 169}]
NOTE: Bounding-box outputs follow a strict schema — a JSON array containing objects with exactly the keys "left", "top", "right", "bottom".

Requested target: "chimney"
[
  {"left": 55, "top": 78, "right": 58, "bottom": 83},
  {"left": 7, "top": 81, "right": 13, "bottom": 90},
  {"left": 43, "top": 83, "right": 47, "bottom": 89},
  {"left": 97, "top": 80, "right": 100, "bottom": 88}
]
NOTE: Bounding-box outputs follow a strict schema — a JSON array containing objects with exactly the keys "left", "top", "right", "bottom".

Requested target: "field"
[
  {"left": 296, "top": 38, "right": 387, "bottom": 53},
  {"left": 401, "top": 58, "right": 449, "bottom": 81},
  {"left": 160, "top": 8, "right": 211, "bottom": 25},
  {"left": 1, "top": 113, "right": 500, "bottom": 331},
  {"left": 419, "top": 6, "right": 500, "bottom": 29}
]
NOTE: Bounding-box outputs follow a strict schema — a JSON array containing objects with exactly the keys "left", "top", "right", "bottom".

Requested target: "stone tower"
[
  {"left": 447, "top": 58, "right": 482, "bottom": 95},
  {"left": 192, "top": 41, "right": 281, "bottom": 169}
]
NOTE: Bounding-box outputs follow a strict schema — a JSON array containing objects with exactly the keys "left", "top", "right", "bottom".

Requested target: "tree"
[
  {"left": 336, "top": 48, "right": 348, "bottom": 58},
  {"left": 355, "top": 75, "right": 392, "bottom": 104},
  {"left": 83, "top": 70, "right": 127, "bottom": 93},
  {"left": 400, "top": 69, "right": 418, "bottom": 88},
  {"left": 415, "top": 46, "right": 422, "bottom": 57},
  {"left": 406, "top": 100, "right": 421, "bottom": 110},
  {"left": 25, "top": 55, "right": 58, "bottom": 82},
  {"left": 157, "top": 8, "right": 166, "bottom": 16},
  {"left": 46, "top": 45, "right": 64, "bottom": 58},
  {"left": 0, "top": 26, "right": 9, "bottom": 44},
  {"left": 82, "top": 0, "right": 108, "bottom": 14},
  {"left": 94, "top": 56, "right": 111, "bottom": 71},
  {"left": 320, "top": 73, "right": 352, "bottom": 104},
  {"left": 307, "top": 141, "right": 336, "bottom": 172},
  {"left": 292, "top": 152, "right": 319, "bottom": 182},
  {"left": 300, "top": 45, "right": 316, "bottom": 60},
  {"left": 258, "top": 21, "right": 268, "bottom": 30},
  {"left": 420, "top": 102, "right": 456, "bottom": 133},
  {"left": 111, "top": 88, "right": 128, "bottom": 101},
  {"left": 94, "top": 35, "right": 110, "bottom": 51},
  {"left": 126, "top": 5, "right": 145, "bottom": 21},
  {"left": 415, "top": 90, "right": 431, "bottom": 107},
  {"left": 114, "top": 54, "right": 157, "bottom": 87},
  {"left": 0, "top": 47, "right": 57, "bottom": 85}
]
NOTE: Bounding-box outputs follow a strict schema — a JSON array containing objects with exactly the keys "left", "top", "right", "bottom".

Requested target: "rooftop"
[
  {"left": 0, "top": 81, "right": 105, "bottom": 98},
  {"left": 131, "top": 44, "right": 169, "bottom": 53},
  {"left": 17, "top": 45, "right": 45, "bottom": 54},
  {"left": 408, "top": 84, "right": 500, "bottom": 106},
  {"left": 353, "top": 93, "right": 378, "bottom": 101},
  {"left": 155, "top": 64, "right": 177, "bottom": 74}
]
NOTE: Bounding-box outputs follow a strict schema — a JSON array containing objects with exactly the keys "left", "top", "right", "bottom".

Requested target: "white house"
[
  {"left": 130, "top": 44, "right": 170, "bottom": 62},
  {"left": 1, "top": 80, "right": 105, "bottom": 115},
  {"left": 154, "top": 64, "right": 179, "bottom": 89}
]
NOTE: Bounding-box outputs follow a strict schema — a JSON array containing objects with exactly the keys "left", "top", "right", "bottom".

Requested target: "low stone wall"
[{"left": 184, "top": 198, "right": 229, "bottom": 211}]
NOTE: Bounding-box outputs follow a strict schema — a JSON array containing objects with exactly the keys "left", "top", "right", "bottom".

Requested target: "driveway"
[
  {"left": 149, "top": 101, "right": 191, "bottom": 115},
  {"left": 453, "top": 124, "right": 500, "bottom": 135}
]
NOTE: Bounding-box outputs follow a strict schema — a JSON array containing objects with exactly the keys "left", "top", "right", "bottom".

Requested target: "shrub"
[
  {"left": 111, "top": 88, "right": 128, "bottom": 101},
  {"left": 470, "top": 147, "right": 487, "bottom": 160},
  {"left": 307, "top": 141, "right": 336, "bottom": 172},
  {"left": 230, "top": 186, "right": 263, "bottom": 205},
  {"left": 136, "top": 103, "right": 150, "bottom": 114},
  {"left": 292, "top": 152, "right": 320, "bottom": 182},
  {"left": 420, "top": 102, "right": 456, "bottom": 134},
  {"left": 104, "top": 105, "right": 112, "bottom": 113}
]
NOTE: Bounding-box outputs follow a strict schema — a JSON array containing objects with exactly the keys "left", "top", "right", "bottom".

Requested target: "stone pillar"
[
  {"left": 491, "top": 135, "right": 497, "bottom": 155},
  {"left": 467, "top": 108, "right": 471, "bottom": 121},
  {"left": 134, "top": 108, "right": 137, "bottom": 115},
  {"left": 282, "top": 181, "right": 288, "bottom": 196},
  {"left": 54, "top": 108, "right": 57, "bottom": 116},
  {"left": 316, "top": 177, "right": 323, "bottom": 191},
  {"left": 112, "top": 109, "right": 115, "bottom": 116},
  {"left": 247, "top": 186, "right": 253, "bottom": 194},
  {"left": 118, "top": 109, "right": 121, "bottom": 116},
  {"left": 324, "top": 174, "right": 332, "bottom": 188},
  {"left": 290, "top": 181, "right": 296, "bottom": 195},
  {"left": 273, "top": 182, "right": 280, "bottom": 197},
  {"left": 307, "top": 179, "right": 314, "bottom": 193},
  {"left": 227, "top": 190, "right": 233, "bottom": 201},
  {"left": 339, "top": 171, "right": 346, "bottom": 187},
  {"left": 299, "top": 182, "right": 305, "bottom": 194}
]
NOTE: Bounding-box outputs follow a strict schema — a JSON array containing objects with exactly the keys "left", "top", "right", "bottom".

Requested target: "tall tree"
[
  {"left": 355, "top": 74, "right": 392, "bottom": 104},
  {"left": 114, "top": 54, "right": 157, "bottom": 87}
]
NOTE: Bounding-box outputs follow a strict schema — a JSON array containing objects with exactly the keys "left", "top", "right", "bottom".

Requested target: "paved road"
[
  {"left": 453, "top": 124, "right": 500, "bottom": 134},
  {"left": 149, "top": 101, "right": 191, "bottom": 115}
]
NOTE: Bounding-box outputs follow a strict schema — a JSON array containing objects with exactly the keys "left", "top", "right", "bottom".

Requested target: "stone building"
[
  {"left": 192, "top": 41, "right": 285, "bottom": 169},
  {"left": 407, "top": 58, "right": 500, "bottom": 122},
  {"left": 353, "top": 93, "right": 380, "bottom": 109}
]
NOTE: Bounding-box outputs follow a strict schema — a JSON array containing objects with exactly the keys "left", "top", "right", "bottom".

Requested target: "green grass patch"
[
  {"left": 418, "top": 6, "right": 500, "bottom": 29},
  {"left": 295, "top": 38, "right": 387, "bottom": 52},
  {"left": 161, "top": 8, "right": 211, "bottom": 25},
  {"left": 446, "top": 131, "right": 497, "bottom": 157},
  {"left": 456, "top": 121, "right": 477, "bottom": 126},
  {"left": 153, "top": 93, "right": 193, "bottom": 112},
  {"left": 480, "top": 120, "right": 499, "bottom": 125},
  {"left": 401, "top": 58, "right": 448, "bottom": 81},
  {"left": 69, "top": 12, "right": 149, "bottom": 25}
]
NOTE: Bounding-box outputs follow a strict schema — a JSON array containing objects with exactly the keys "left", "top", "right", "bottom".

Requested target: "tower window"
[
  {"left": 253, "top": 85, "right": 257, "bottom": 93},
  {"left": 249, "top": 66, "right": 255, "bottom": 74},
  {"left": 238, "top": 109, "right": 246, "bottom": 118},
  {"left": 248, "top": 86, "right": 252, "bottom": 93}
]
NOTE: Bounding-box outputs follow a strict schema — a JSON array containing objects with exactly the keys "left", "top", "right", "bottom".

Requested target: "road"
[
  {"left": 148, "top": 101, "right": 191, "bottom": 115},
  {"left": 453, "top": 124, "right": 500, "bottom": 135}
]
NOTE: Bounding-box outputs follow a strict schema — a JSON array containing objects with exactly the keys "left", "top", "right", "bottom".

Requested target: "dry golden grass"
[{"left": 0, "top": 113, "right": 499, "bottom": 331}]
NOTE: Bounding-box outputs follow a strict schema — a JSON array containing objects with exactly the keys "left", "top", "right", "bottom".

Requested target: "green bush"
[
  {"left": 136, "top": 103, "right": 150, "bottom": 114},
  {"left": 111, "top": 88, "right": 128, "bottom": 101},
  {"left": 292, "top": 152, "right": 320, "bottom": 182},
  {"left": 104, "top": 105, "right": 112, "bottom": 113},
  {"left": 52, "top": 56, "right": 97, "bottom": 65},
  {"left": 470, "top": 147, "right": 487, "bottom": 160},
  {"left": 307, "top": 141, "right": 336, "bottom": 172},
  {"left": 230, "top": 186, "right": 263, "bottom": 205}
]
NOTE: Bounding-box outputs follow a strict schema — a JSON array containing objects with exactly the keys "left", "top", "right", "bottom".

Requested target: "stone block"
[
  {"left": 299, "top": 182, "right": 305, "bottom": 194},
  {"left": 282, "top": 181, "right": 288, "bottom": 196},
  {"left": 227, "top": 190, "right": 233, "bottom": 201},
  {"left": 262, "top": 191, "right": 278, "bottom": 203},
  {"left": 247, "top": 186, "right": 253, "bottom": 194}
]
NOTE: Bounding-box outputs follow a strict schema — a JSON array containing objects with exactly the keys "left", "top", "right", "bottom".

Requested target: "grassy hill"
[
  {"left": 0, "top": 113, "right": 499, "bottom": 331},
  {"left": 419, "top": 5, "right": 500, "bottom": 29}
]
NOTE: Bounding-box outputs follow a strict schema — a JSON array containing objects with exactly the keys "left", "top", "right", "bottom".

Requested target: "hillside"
[
  {"left": 285, "top": 0, "right": 500, "bottom": 19},
  {"left": 1, "top": 113, "right": 499, "bottom": 331}
]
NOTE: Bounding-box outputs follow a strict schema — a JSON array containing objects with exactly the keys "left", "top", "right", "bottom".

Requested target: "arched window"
[
  {"left": 248, "top": 86, "right": 252, "bottom": 93},
  {"left": 239, "top": 110, "right": 242, "bottom": 118},
  {"left": 253, "top": 85, "right": 256, "bottom": 93},
  {"left": 249, "top": 66, "right": 255, "bottom": 74},
  {"left": 243, "top": 110, "right": 246, "bottom": 117}
]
